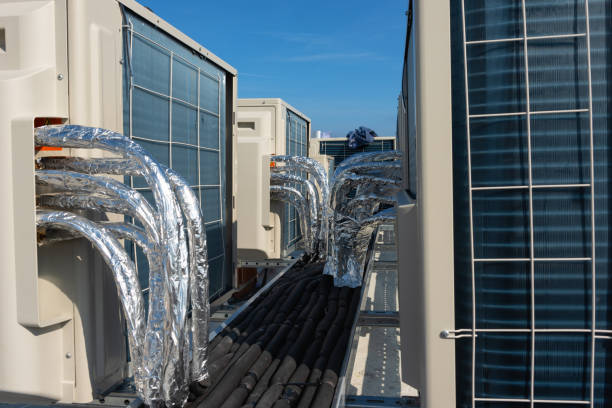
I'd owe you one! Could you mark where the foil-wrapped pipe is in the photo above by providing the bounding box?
[37,222,154,257]
[332,151,402,180]
[37,193,158,236]
[334,161,402,183]
[36,210,146,388]
[38,156,142,175]
[38,156,211,392]
[35,170,160,244]
[344,195,397,223]
[35,173,167,402]
[329,209,396,288]
[270,185,312,254]
[270,156,330,256]
[102,222,155,257]
[163,166,209,385]
[270,172,319,250]
[35,125,189,406]
[270,156,329,204]
[325,173,400,286]
[330,173,401,216]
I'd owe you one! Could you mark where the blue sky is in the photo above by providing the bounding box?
[137,1,408,137]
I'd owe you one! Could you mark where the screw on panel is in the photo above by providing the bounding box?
[57,74,64,81]
[440,330,450,339]
[65,352,72,358]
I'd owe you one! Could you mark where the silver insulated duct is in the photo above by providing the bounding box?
[269,184,313,255]
[36,210,146,390]
[325,152,402,288]
[37,156,211,388]
[34,125,210,407]
[270,155,330,256]
[270,171,320,252]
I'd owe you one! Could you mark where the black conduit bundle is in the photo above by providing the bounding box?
[186,261,361,408]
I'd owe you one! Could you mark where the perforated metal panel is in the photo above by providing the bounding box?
[450,0,612,406]
[122,9,231,300]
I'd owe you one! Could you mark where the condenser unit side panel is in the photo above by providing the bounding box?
[396,0,456,406]
[236,105,276,259]
[227,73,238,288]
[450,0,612,407]
[282,107,309,255]
[308,138,335,180]
[121,8,234,299]
[0,0,73,403]
[413,0,456,405]
[116,0,236,75]
[236,99,311,259]
[66,1,129,400]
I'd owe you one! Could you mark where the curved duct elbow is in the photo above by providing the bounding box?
[330,173,401,216]
[34,125,207,407]
[324,151,402,288]
[36,210,146,390]
[333,150,402,180]
[270,171,320,253]
[270,184,313,255]
[270,155,330,256]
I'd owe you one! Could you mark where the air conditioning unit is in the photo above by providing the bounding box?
[307,138,333,180]
[236,98,310,260]
[397,0,612,407]
[0,0,236,403]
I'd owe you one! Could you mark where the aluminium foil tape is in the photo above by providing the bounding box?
[35,125,190,406]
[270,185,313,254]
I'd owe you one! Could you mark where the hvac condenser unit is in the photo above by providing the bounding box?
[236,98,310,260]
[310,136,396,175]
[0,0,236,403]
[397,0,612,407]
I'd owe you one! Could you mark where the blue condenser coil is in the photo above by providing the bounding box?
[121,9,232,300]
[282,109,309,254]
[451,0,612,406]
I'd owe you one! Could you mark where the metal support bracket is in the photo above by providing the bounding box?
[357,311,400,327]
[440,329,475,340]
